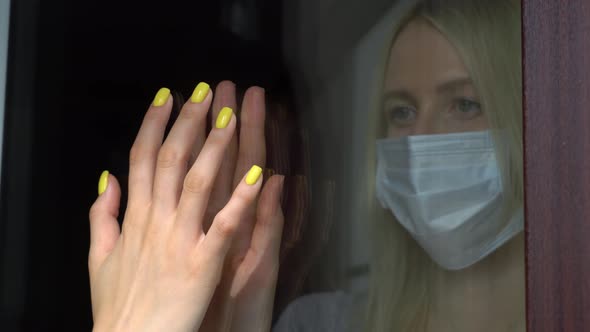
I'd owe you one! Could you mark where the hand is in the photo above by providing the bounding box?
[198,81,285,332]
[88,84,283,332]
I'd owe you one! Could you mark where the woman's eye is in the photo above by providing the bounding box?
[452,99,483,119]
[387,106,417,126]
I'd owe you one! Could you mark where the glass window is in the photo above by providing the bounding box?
[0,0,524,331]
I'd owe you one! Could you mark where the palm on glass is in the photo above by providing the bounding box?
[88,81,284,332]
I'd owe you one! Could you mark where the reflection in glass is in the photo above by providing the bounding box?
[367,1,524,331]
[274,0,523,331]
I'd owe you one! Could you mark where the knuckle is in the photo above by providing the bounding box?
[183,172,212,195]
[203,200,227,225]
[231,187,253,208]
[178,107,200,121]
[129,144,153,167]
[88,203,102,221]
[212,212,237,238]
[157,145,180,168]
[157,145,186,169]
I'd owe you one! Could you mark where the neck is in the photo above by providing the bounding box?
[428,233,526,332]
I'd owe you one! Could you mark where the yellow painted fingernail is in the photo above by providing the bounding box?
[152,87,170,107]
[216,107,233,129]
[190,82,210,103]
[98,170,109,195]
[245,165,263,185]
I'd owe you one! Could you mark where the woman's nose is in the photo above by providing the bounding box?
[409,113,440,136]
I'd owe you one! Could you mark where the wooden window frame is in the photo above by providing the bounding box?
[524,1,590,330]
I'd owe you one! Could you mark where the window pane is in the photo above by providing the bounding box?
[0,0,524,331]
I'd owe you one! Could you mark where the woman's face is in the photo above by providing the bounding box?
[383,18,489,138]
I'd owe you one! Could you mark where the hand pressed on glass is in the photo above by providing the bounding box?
[88,82,284,332]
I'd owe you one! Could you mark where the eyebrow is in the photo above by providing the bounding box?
[435,77,473,94]
[382,90,418,105]
[383,77,474,104]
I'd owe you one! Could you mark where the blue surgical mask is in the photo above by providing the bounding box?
[375,130,523,270]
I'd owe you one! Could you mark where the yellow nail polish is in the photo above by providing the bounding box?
[190,82,210,103]
[216,107,233,129]
[152,87,170,107]
[98,170,109,195]
[245,165,263,185]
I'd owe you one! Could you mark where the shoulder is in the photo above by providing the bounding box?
[272,291,364,332]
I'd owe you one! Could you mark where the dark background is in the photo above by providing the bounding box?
[0,0,303,330]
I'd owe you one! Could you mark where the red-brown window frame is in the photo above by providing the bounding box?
[524,1,590,331]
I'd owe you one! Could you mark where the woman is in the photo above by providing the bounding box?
[274,0,524,331]
[87,0,523,331]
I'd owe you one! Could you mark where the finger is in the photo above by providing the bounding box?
[224,87,266,261]
[226,176,284,332]
[175,108,237,236]
[88,171,122,277]
[151,83,212,213]
[200,165,264,257]
[249,174,285,264]
[128,87,173,206]
[204,81,239,231]
[233,86,266,188]
[189,81,223,167]
[231,175,285,293]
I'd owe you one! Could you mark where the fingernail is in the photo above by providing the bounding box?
[216,107,233,129]
[98,170,109,195]
[152,87,170,107]
[190,82,210,103]
[245,165,263,185]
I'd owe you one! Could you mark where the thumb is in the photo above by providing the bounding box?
[88,170,121,274]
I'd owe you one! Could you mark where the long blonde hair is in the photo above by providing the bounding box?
[362,1,522,331]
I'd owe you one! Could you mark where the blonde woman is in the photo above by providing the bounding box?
[273,0,524,331]
[87,0,524,331]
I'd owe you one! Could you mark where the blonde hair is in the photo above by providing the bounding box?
[361,0,522,331]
